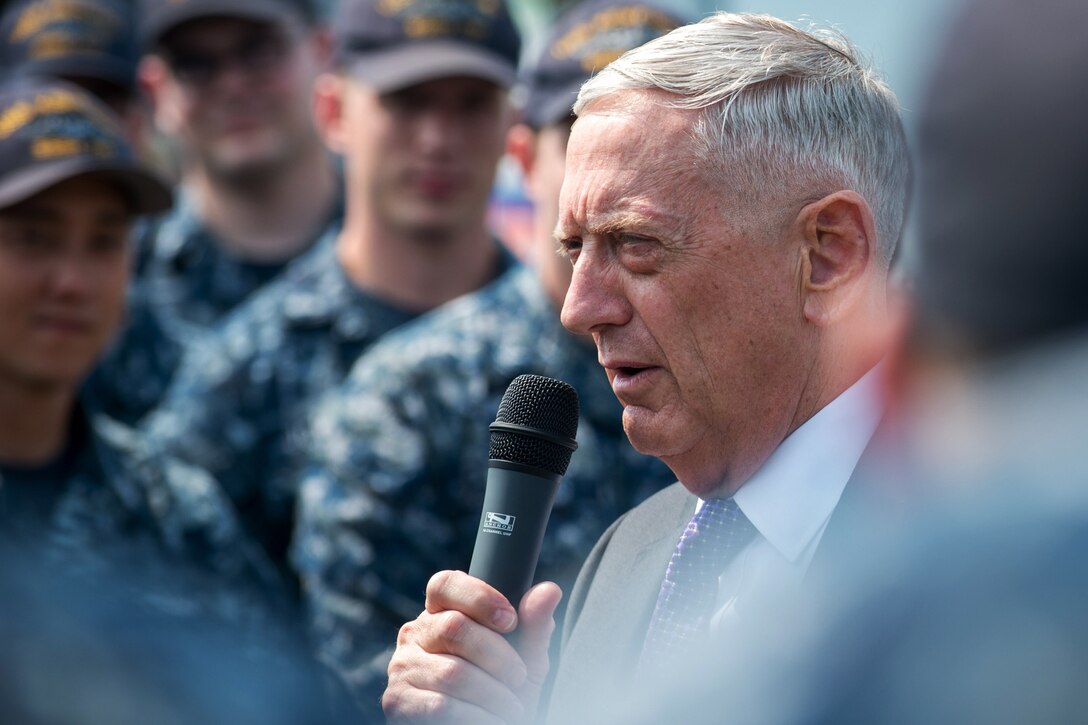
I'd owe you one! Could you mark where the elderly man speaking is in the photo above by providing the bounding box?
[382,12,910,724]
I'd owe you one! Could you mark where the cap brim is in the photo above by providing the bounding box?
[16,57,137,93]
[0,157,173,215]
[524,78,583,129]
[143,0,301,47]
[348,41,516,93]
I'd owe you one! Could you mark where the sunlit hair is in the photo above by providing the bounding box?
[575,12,910,266]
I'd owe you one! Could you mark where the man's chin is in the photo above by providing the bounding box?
[10,359,93,394]
[206,144,292,184]
[621,406,672,457]
[391,214,472,245]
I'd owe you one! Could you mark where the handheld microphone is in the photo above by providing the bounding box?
[468,374,579,607]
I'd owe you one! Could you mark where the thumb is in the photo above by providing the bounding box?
[515,581,563,689]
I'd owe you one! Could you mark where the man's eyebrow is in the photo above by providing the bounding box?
[562,206,681,238]
[589,210,659,235]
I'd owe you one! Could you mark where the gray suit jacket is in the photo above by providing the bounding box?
[544,443,884,724]
[546,482,695,723]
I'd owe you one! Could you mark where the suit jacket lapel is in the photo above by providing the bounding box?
[551,482,695,718]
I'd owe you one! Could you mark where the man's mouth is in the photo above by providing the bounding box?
[603,361,660,394]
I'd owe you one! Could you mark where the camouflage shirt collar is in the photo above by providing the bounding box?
[84,408,157,516]
[147,191,214,270]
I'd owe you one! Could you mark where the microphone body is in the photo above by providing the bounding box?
[468,462,562,606]
[467,375,579,607]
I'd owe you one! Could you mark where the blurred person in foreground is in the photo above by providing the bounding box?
[144,0,522,592]
[291,0,683,714]
[0,541,355,724]
[135,0,339,334]
[382,11,910,724]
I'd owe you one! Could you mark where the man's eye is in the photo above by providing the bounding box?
[5,226,53,252]
[90,232,129,256]
[617,234,662,273]
[383,89,426,113]
[557,239,581,261]
[619,233,655,248]
[168,53,216,82]
[458,90,497,115]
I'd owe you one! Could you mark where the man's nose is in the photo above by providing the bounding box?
[560,249,631,335]
[416,110,459,154]
[48,251,96,299]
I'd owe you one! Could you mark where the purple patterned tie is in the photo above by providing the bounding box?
[639,497,757,673]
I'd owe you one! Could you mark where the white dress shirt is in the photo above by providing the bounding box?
[705,364,885,631]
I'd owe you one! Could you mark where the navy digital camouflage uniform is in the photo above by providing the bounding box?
[82,193,343,424]
[0,405,280,628]
[292,264,675,707]
[82,285,184,425]
[144,227,516,580]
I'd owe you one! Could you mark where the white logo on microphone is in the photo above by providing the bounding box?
[483,512,516,535]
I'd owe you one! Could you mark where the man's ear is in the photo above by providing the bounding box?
[138,55,179,135]
[798,190,878,326]
[312,72,347,154]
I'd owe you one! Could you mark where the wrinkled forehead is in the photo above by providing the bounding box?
[557,95,701,231]
[572,89,693,140]
[567,92,704,184]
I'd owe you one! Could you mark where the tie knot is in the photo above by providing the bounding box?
[673,497,754,568]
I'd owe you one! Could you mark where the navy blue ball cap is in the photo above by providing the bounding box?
[334,0,521,92]
[0,78,172,213]
[0,0,138,93]
[140,0,318,49]
[522,0,684,129]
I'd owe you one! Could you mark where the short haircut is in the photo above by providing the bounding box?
[575,12,910,267]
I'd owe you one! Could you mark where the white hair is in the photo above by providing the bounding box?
[574,12,910,266]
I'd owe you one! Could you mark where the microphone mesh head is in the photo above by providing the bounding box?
[489,374,579,476]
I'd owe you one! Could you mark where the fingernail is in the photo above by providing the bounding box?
[493,608,516,631]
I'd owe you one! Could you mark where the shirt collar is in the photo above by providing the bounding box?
[728,364,886,564]
[150,191,207,266]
